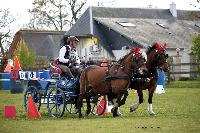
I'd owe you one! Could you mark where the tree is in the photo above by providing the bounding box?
[192,34,200,78]
[190,0,200,9]
[68,0,87,25]
[192,34,200,62]
[0,8,15,71]
[96,0,116,7]
[28,0,87,31]
[13,41,36,70]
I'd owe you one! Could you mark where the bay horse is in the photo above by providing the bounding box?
[78,48,148,118]
[129,43,169,115]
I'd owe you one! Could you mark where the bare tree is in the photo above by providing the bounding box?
[68,0,86,25]
[0,8,15,70]
[96,0,116,7]
[27,0,87,31]
[190,0,200,9]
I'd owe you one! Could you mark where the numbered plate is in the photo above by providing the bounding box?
[19,71,26,80]
[11,71,19,79]
[28,72,37,80]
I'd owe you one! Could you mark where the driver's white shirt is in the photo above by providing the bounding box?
[59,45,80,65]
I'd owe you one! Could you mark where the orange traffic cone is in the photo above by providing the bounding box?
[3,106,16,118]
[27,95,41,119]
[96,96,109,115]
[4,62,12,72]
[13,56,22,71]
[100,57,108,67]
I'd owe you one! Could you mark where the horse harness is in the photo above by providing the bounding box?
[84,63,137,96]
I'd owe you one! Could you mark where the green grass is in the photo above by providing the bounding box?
[0,81,200,133]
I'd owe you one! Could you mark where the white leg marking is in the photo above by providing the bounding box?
[148,103,155,115]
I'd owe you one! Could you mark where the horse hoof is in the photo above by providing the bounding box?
[79,114,83,118]
[130,107,137,112]
[130,107,134,112]
[117,111,122,116]
[111,108,115,113]
[113,113,122,117]
[149,112,156,116]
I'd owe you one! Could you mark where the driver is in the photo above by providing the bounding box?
[58,35,81,78]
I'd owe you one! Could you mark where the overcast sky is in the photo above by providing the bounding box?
[0,0,199,32]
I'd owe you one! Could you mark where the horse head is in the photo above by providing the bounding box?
[118,47,148,76]
[146,42,169,71]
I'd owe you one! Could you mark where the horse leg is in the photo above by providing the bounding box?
[111,98,120,117]
[116,90,129,116]
[148,89,155,116]
[85,95,91,116]
[78,94,83,118]
[120,90,128,105]
[130,89,143,112]
[111,98,123,116]
[111,90,127,117]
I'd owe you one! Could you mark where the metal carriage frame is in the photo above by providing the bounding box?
[24,69,107,118]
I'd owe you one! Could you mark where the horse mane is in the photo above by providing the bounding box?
[118,51,133,64]
[146,43,159,55]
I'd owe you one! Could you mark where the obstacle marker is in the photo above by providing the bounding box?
[96,96,109,115]
[27,95,41,119]
[3,106,16,118]
[155,69,165,94]
[13,56,22,71]
[4,62,12,72]
[155,85,165,94]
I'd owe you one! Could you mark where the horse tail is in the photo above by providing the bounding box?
[80,67,89,96]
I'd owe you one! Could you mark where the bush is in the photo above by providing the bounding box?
[179,77,192,81]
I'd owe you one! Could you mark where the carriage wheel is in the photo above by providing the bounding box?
[65,102,78,114]
[47,88,66,118]
[91,95,107,116]
[65,95,78,114]
[24,85,41,112]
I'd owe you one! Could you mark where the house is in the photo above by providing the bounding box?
[8,30,65,69]
[9,30,65,59]
[66,3,200,78]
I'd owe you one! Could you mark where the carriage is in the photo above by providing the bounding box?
[24,62,107,118]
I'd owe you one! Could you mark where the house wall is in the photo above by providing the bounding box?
[77,37,113,61]
[166,48,194,79]
[113,48,194,79]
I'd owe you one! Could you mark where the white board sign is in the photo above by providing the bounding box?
[19,71,26,80]
[28,72,37,80]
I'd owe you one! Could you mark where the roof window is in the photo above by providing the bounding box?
[117,22,136,27]
[195,24,200,28]
[156,22,169,29]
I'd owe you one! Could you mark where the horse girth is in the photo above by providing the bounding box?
[86,75,131,96]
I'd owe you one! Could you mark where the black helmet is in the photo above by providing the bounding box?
[67,36,79,43]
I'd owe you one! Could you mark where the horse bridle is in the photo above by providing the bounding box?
[130,52,147,76]
[155,50,168,70]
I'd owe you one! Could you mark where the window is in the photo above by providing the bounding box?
[156,22,169,29]
[117,21,136,27]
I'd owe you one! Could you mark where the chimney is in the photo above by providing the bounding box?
[170,2,177,17]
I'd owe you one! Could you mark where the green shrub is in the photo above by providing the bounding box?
[179,77,191,81]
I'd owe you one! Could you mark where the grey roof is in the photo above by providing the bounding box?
[92,7,200,20]
[67,8,91,36]
[12,30,65,59]
[94,17,199,49]
[66,6,200,56]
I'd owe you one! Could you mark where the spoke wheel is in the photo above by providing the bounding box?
[65,93,78,114]
[47,88,66,118]
[24,86,41,112]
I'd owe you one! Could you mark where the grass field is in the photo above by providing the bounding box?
[0,81,200,133]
